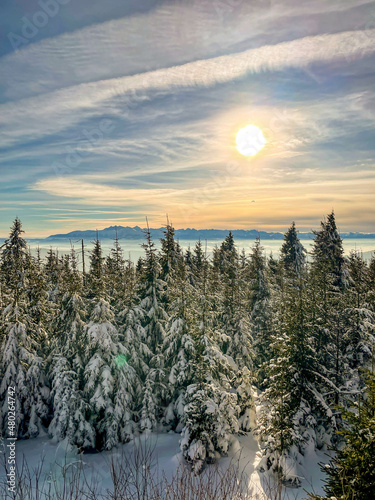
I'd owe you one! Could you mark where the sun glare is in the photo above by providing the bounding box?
[236,125,266,157]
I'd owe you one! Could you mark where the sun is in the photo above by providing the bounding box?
[236,125,266,157]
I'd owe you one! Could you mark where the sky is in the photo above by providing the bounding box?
[1,0,375,237]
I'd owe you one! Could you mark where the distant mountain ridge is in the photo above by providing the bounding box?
[46,225,375,241]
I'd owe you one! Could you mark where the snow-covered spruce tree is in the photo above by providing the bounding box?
[44,248,61,303]
[162,239,209,433]
[280,221,306,277]
[216,233,253,369]
[105,232,137,315]
[267,251,280,282]
[184,245,194,283]
[247,237,274,377]
[159,221,182,285]
[210,245,224,329]
[312,211,348,289]
[86,235,106,300]
[136,226,169,432]
[48,249,95,448]
[84,299,136,449]
[309,369,375,500]
[368,256,375,312]
[180,247,239,473]
[345,251,375,369]
[310,212,351,412]
[0,219,49,438]
[49,356,95,449]
[26,251,51,358]
[0,217,28,304]
[257,225,314,487]
[214,233,254,431]
[185,239,205,290]
[0,305,33,438]
[117,285,147,426]
[367,256,375,358]
[162,248,196,431]
[81,237,136,450]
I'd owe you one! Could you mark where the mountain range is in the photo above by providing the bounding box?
[46,226,375,241]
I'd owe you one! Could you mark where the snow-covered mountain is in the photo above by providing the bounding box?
[46,225,375,241]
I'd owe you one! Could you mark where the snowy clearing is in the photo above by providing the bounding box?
[0,432,329,499]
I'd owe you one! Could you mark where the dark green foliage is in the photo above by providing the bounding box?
[280,221,306,276]
[0,213,374,491]
[87,237,105,299]
[310,370,375,500]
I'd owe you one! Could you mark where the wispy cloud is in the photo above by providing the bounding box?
[2,0,375,235]
[1,29,375,149]
[2,0,370,101]
[31,177,193,205]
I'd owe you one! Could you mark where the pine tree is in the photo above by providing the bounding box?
[0,219,49,438]
[87,235,106,300]
[74,238,137,450]
[280,221,306,277]
[83,298,136,449]
[180,246,239,472]
[312,211,347,288]
[218,234,252,370]
[44,248,60,302]
[105,232,131,313]
[26,253,51,358]
[0,217,28,304]
[257,260,315,487]
[310,369,375,499]
[215,234,254,430]
[163,250,196,430]
[135,226,169,431]
[159,221,180,284]
[311,212,351,410]
[247,238,274,373]
[48,253,92,447]
[345,251,375,368]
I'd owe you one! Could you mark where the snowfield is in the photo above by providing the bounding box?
[0,432,329,499]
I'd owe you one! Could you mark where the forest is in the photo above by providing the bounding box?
[0,212,374,498]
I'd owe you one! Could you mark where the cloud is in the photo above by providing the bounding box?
[1,29,375,149]
[2,1,375,235]
[31,177,195,206]
[1,0,370,101]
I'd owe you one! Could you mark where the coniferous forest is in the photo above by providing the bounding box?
[1,212,375,497]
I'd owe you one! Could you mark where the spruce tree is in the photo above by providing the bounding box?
[44,248,60,302]
[136,226,169,431]
[163,249,196,430]
[257,254,314,487]
[345,251,375,368]
[81,238,136,449]
[247,238,274,373]
[310,369,375,499]
[0,219,49,438]
[311,212,350,411]
[48,251,93,448]
[180,246,239,473]
[83,298,136,449]
[215,233,254,430]
[280,221,306,277]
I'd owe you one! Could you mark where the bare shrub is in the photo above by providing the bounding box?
[1,437,301,500]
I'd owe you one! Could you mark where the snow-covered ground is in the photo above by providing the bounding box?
[0,432,329,499]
